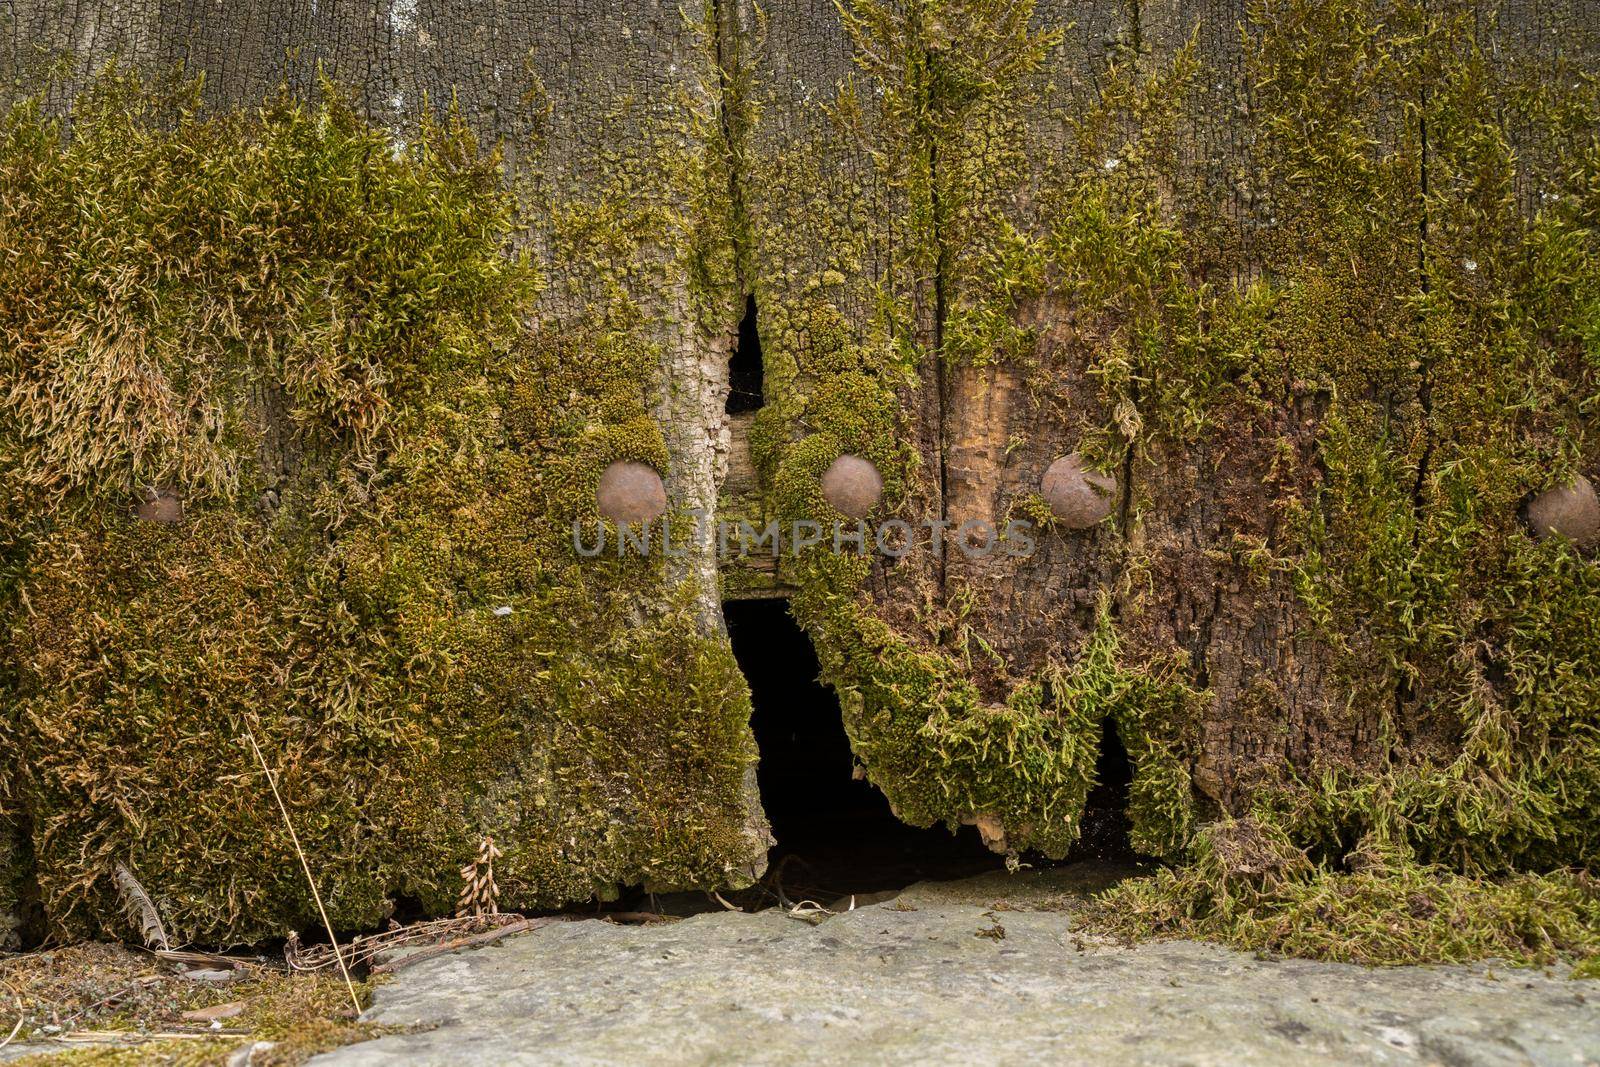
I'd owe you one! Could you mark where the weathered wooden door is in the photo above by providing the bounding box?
[3,0,1597,944]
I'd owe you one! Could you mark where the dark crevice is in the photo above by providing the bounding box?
[1396,9,1434,741]
[1108,0,1145,633]
[726,294,764,414]
[1193,582,1225,695]
[709,0,755,408]
[386,892,430,928]
[930,138,950,592]
[915,0,949,593]
[5,806,45,949]
[726,599,1003,899]
[1115,386,1139,548]
[1070,718,1139,863]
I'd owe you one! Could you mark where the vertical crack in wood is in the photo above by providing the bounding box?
[1396,0,1434,748]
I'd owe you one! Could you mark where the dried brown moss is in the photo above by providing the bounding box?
[0,943,387,1065]
[0,73,762,944]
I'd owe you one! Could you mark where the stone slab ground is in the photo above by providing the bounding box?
[312,869,1599,1066]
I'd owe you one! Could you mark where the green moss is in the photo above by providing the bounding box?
[1080,0,1599,960]
[0,71,761,944]
[526,11,741,336]
[1089,819,1600,968]
[785,482,1200,856]
[733,2,1202,859]
[836,0,1061,369]
[1225,2,1600,880]
[738,3,1085,856]
[741,0,1599,962]
[743,283,1114,852]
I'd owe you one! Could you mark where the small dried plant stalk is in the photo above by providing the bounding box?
[456,836,503,918]
[112,861,172,951]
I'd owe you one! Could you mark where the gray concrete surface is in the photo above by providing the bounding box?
[312,870,1600,1066]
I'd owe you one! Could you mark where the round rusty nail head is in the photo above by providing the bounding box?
[1527,474,1599,546]
[1041,453,1116,529]
[821,454,883,518]
[597,461,668,524]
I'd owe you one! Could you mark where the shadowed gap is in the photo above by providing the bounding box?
[725,294,764,414]
[1070,718,1138,863]
[725,599,1002,900]
[4,808,44,949]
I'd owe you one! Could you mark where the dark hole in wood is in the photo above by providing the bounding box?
[1070,718,1138,863]
[726,598,1003,898]
[725,294,764,415]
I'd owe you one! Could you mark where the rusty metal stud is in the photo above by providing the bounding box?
[1526,475,1600,546]
[1041,453,1116,529]
[821,454,883,518]
[136,489,183,525]
[597,461,667,524]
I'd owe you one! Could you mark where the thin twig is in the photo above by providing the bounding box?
[0,998,23,1051]
[152,949,259,971]
[784,900,835,922]
[370,917,561,975]
[241,719,361,1015]
[287,913,527,973]
[49,1029,218,1044]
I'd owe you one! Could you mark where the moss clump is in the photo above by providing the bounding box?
[1218,1,1600,877]
[740,0,1218,861]
[837,0,1061,370]
[1089,819,1600,968]
[0,72,762,944]
[1084,1,1598,960]
[743,295,1087,854]
[742,4,1138,858]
